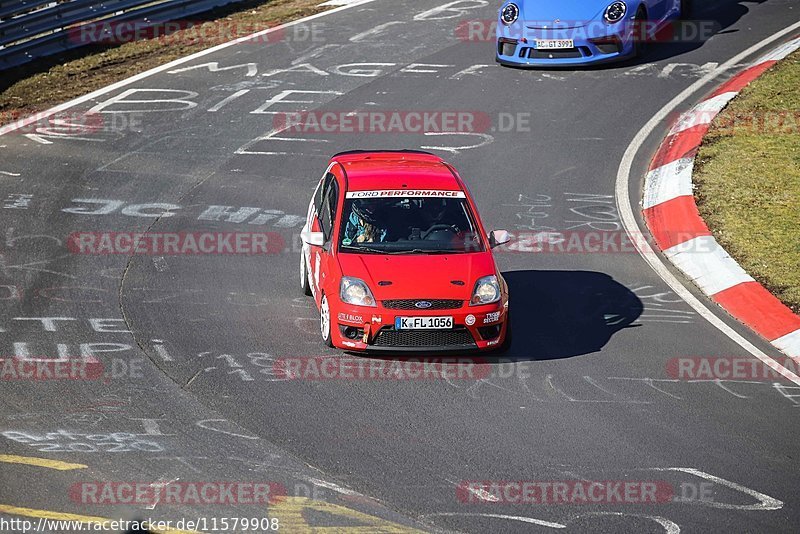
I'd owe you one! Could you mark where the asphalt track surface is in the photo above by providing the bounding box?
[1,0,800,532]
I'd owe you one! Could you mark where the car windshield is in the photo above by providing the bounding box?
[339,196,484,254]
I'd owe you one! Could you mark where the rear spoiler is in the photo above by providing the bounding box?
[331,150,441,162]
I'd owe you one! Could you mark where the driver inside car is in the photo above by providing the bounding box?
[343,199,388,244]
[419,199,444,224]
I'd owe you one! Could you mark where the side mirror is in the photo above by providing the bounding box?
[489,230,510,249]
[301,230,325,247]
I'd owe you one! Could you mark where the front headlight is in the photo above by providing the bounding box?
[500,3,519,25]
[470,275,501,306]
[604,1,627,23]
[340,277,376,307]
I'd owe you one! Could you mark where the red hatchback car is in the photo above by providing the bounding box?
[300,150,511,352]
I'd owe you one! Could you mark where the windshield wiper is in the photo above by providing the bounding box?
[340,245,387,254]
[386,248,456,255]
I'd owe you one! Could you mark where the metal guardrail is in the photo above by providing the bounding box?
[0,1,57,21]
[0,0,250,70]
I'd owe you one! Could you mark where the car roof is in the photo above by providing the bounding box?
[330,151,463,192]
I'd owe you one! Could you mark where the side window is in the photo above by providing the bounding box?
[313,173,330,215]
[318,175,339,242]
[328,178,340,225]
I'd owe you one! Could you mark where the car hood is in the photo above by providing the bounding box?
[519,0,606,27]
[337,252,497,301]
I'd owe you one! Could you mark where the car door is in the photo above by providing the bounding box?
[305,171,331,300]
[313,173,340,303]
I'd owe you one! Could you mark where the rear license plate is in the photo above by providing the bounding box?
[536,39,574,49]
[395,316,453,330]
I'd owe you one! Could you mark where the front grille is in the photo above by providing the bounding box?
[373,327,476,348]
[382,299,463,310]
[528,47,584,59]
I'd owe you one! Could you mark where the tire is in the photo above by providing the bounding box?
[320,294,333,347]
[680,0,692,20]
[300,250,312,296]
[632,6,648,58]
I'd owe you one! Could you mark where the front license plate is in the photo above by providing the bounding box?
[536,39,574,49]
[395,316,454,330]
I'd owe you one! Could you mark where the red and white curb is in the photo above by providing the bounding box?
[643,35,800,358]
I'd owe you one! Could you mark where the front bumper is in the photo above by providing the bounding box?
[495,20,635,66]
[330,300,508,353]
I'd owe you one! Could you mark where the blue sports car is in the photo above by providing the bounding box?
[496,0,691,66]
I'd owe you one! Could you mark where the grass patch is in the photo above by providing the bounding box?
[0,0,327,121]
[694,49,800,313]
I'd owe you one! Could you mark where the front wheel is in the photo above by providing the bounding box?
[320,294,333,347]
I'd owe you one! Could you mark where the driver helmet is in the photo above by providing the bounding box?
[353,199,380,224]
